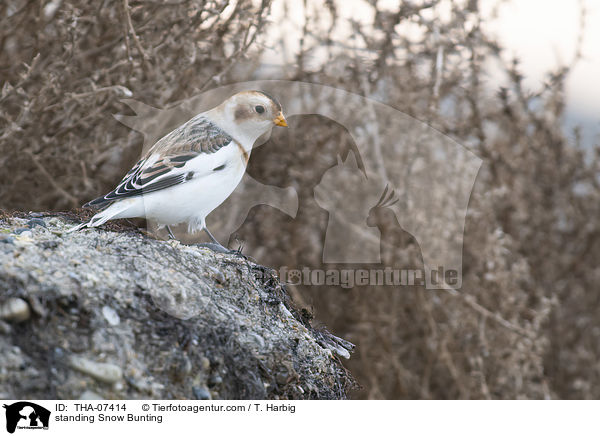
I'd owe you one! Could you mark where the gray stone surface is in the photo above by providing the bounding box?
[0,212,354,399]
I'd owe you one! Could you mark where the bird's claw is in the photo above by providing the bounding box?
[195,242,245,257]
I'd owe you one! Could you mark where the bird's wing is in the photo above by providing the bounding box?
[85,115,233,208]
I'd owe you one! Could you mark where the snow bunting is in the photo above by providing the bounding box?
[72,91,287,248]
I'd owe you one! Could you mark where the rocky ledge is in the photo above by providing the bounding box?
[0,211,354,400]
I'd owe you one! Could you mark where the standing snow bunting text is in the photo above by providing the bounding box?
[71,90,287,251]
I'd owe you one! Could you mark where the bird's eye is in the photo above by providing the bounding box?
[254,105,265,114]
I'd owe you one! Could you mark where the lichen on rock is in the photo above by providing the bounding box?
[0,212,355,399]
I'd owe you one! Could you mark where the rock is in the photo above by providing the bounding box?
[0,321,11,334]
[68,355,123,384]
[101,306,120,326]
[0,213,355,399]
[27,295,47,317]
[0,298,31,322]
[192,386,211,400]
[27,218,47,229]
[38,240,59,250]
[79,390,104,400]
[208,375,223,386]
[200,357,211,371]
[0,236,14,244]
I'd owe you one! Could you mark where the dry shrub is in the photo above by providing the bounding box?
[2,0,599,399]
[0,0,271,210]
[241,0,600,399]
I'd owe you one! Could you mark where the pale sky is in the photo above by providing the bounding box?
[266,0,599,144]
[483,0,600,117]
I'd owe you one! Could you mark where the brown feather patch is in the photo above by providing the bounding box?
[234,106,253,121]
[236,140,249,165]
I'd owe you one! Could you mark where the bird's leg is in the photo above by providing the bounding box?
[192,227,229,253]
[166,225,176,240]
[203,227,221,245]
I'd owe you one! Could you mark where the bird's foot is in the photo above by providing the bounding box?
[194,243,248,260]
[194,242,244,257]
[196,227,247,258]
[195,242,230,253]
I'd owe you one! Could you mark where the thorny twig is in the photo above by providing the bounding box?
[123,0,149,64]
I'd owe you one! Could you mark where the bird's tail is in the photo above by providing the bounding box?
[66,201,130,233]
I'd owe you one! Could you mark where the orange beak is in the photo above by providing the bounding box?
[273,112,288,127]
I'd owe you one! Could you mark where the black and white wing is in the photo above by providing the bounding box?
[84,116,232,208]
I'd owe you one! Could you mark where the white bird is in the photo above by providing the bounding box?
[72,90,287,249]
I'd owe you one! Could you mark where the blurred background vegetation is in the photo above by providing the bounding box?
[1,0,599,399]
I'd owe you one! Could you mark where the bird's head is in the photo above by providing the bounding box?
[213,90,287,143]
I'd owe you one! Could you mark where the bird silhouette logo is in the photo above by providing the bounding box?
[3,402,50,433]
[114,80,481,290]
